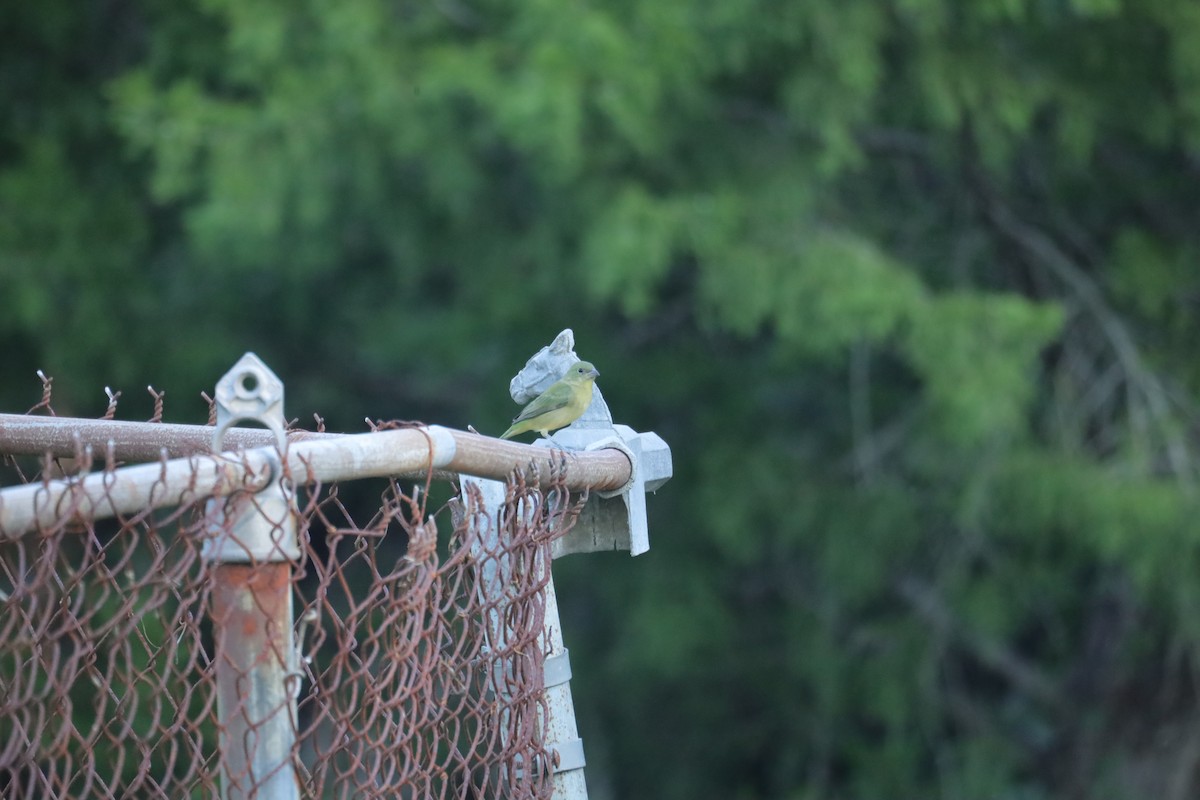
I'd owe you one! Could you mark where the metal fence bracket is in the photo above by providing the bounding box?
[543,424,671,557]
[203,352,299,563]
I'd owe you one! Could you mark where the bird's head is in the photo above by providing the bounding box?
[566,361,600,383]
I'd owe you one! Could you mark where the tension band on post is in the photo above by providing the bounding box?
[545,649,573,688]
[550,737,586,773]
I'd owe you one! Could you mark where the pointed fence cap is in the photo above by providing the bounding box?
[212,352,286,451]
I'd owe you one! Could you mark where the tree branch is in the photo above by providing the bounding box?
[896,576,1067,712]
[982,196,1195,485]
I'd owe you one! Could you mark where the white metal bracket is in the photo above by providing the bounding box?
[540,424,671,557]
[202,353,299,563]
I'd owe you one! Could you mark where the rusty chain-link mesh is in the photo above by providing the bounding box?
[0,432,583,798]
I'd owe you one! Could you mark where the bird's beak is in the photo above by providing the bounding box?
[588,367,600,379]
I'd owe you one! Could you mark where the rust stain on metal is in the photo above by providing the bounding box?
[213,564,292,645]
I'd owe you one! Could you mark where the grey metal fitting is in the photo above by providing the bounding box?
[539,424,673,558]
[203,353,300,563]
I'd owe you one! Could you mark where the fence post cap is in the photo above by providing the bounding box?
[204,353,299,563]
[212,352,286,451]
[536,424,671,557]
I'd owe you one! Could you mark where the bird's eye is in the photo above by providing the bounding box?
[577,367,583,373]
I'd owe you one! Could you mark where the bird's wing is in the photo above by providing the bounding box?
[511,382,573,423]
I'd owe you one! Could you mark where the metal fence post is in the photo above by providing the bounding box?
[470,330,674,798]
[460,474,589,799]
[540,574,588,798]
[204,354,301,800]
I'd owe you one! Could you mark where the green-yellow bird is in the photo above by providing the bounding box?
[500,361,600,440]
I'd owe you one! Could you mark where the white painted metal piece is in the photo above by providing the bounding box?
[203,353,299,563]
[539,425,673,557]
[544,650,573,687]
[540,574,588,796]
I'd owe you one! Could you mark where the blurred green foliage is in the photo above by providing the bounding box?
[3,0,1200,796]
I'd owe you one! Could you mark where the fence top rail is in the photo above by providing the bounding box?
[0,419,632,537]
[0,412,332,461]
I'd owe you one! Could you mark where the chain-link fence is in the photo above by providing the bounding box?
[0,388,589,798]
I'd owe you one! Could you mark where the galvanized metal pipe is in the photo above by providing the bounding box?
[0,426,631,537]
[211,562,299,800]
[0,413,317,460]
